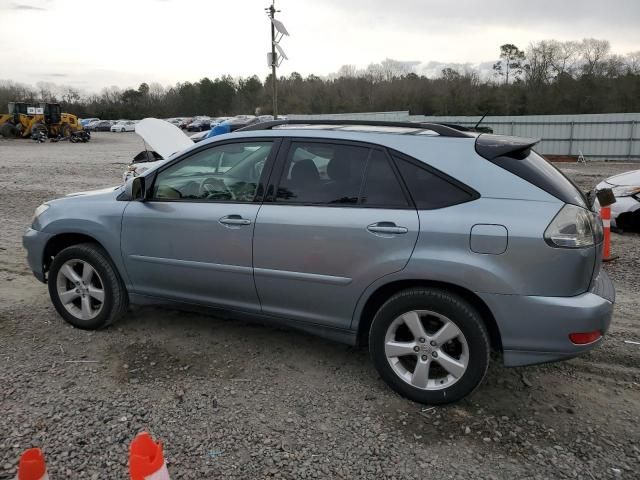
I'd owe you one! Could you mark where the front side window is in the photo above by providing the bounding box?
[152,141,273,202]
[276,142,369,204]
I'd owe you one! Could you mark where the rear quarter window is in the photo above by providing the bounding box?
[393,154,477,209]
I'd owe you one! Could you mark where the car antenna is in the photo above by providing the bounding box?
[473,112,488,130]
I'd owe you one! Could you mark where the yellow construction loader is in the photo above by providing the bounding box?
[0,102,84,139]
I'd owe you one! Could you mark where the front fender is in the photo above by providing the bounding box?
[38,190,131,288]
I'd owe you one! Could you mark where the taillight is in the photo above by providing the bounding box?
[569,330,602,345]
[544,204,601,248]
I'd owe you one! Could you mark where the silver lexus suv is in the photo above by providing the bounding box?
[23,120,615,404]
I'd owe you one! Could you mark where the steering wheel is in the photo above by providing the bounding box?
[200,177,235,200]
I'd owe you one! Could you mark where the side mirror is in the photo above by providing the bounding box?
[125,176,146,201]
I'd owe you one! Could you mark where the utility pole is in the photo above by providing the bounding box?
[269,1,278,119]
[266,0,288,120]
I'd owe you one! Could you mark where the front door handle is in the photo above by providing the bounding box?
[367,222,408,235]
[219,215,252,226]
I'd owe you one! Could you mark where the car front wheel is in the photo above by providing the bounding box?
[369,288,490,405]
[48,243,128,329]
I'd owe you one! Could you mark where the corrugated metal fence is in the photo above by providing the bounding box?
[288,112,640,161]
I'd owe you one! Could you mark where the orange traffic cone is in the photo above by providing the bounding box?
[601,206,618,262]
[16,448,49,480]
[129,432,170,480]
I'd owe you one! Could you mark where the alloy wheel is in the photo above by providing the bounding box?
[55,259,105,321]
[384,310,469,390]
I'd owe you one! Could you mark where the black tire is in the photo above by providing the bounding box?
[48,243,128,329]
[1,123,19,138]
[31,123,48,138]
[369,288,490,405]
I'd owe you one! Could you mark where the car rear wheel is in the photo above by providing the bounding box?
[369,288,490,405]
[48,243,128,329]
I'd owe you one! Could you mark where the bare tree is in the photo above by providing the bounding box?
[525,40,556,84]
[548,40,581,78]
[380,58,417,81]
[364,62,384,83]
[100,86,122,104]
[336,64,357,78]
[148,82,165,101]
[605,54,627,78]
[36,81,56,102]
[579,38,611,76]
[60,86,81,104]
[625,51,640,74]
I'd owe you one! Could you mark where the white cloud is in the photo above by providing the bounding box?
[0,0,638,91]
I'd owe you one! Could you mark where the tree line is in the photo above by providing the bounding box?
[1,38,639,119]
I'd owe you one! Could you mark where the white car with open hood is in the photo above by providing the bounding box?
[123,118,195,182]
[596,169,640,231]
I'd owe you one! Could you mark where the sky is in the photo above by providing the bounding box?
[0,0,639,92]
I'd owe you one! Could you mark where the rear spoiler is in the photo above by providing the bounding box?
[475,134,541,160]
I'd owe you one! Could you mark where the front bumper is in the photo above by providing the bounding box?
[478,270,615,367]
[22,227,53,283]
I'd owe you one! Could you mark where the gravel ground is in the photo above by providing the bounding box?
[1,134,639,479]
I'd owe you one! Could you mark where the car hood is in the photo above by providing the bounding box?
[65,186,121,198]
[135,118,194,159]
[604,169,640,187]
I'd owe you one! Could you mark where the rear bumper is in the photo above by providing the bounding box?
[22,227,53,283]
[478,270,614,367]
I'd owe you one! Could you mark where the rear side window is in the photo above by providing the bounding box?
[276,142,369,204]
[360,150,408,207]
[394,155,475,209]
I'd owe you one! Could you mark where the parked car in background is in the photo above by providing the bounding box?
[186,117,212,132]
[24,119,614,405]
[111,120,136,132]
[596,169,640,231]
[209,116,232,127]
[166,118,184,127]
[178,118,193,129]
[205,115,259,139]
[80,118,100,127]
[84,120,102,131]
[88,120,113,132]
[189,130,209,143]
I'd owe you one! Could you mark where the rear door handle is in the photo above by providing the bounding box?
[367,222,408,235]
[219,215,252,226]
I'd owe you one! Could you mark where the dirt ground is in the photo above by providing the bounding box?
[0,133,638,479]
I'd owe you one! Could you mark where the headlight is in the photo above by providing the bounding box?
[611,185,640,197]
[33,203,49,219]
[32,203,49,227]
[544,204,599,248]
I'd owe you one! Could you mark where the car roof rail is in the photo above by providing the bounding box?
[236,119,476,138]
